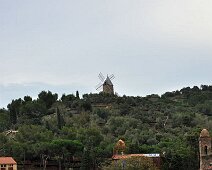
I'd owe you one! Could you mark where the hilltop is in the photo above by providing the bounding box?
[0,85,212,169]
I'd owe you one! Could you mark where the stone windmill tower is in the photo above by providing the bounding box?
[199,129,212,170]
[96,73,115,94]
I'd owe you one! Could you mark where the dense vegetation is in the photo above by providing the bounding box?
[0,85,212,169]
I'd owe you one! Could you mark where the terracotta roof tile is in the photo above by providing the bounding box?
[112,154,160,160]
[0,157,16,164]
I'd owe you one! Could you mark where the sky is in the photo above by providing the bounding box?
[0,0,212,108]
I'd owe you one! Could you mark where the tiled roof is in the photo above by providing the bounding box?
[0,157,16,164]
[112,154,160,160]
[112,154,144,160]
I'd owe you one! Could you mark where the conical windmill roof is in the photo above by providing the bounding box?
[104,76,113,86]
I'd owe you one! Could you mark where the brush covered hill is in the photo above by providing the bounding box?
[0,85,212,170]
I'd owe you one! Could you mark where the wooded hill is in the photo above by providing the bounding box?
[0,85,212,170]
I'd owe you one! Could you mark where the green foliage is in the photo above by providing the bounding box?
[38,91,58,109]
[50,139,83,156]
[56,108,64,130]
[80,148,93,170]
[94,108,109,120]
[76,91,80,99]
[20,100,47,125]
[2,86,212,169]
[0,109,10,132]
[7,98,22,124]
[60,126,77,140]
[16,125,53,144]
[61,93,77,108]
[23,96,32,103]
[77,128,103,147]
[80,100,92,111]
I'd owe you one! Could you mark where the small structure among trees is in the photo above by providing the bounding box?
[0,157,17,170]
[109,139,161,170]
[113,139,126,155]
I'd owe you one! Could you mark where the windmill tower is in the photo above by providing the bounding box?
[96,73,115,94]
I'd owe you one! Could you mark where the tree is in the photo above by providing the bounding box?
[23,96,32,103]
[76,91,80,99]
[38,91,58,109]
[158,138,197,170]
[16,125,53,144]
[77,128,103,147]
[61,94,76,107]
[80,148,92,170]
[80,100,92,112]
[50,139,83,170]
[56,108,64,130]
[50,139,83,156]
[0,110,10,132]
[0,133,8,156]
[201,85,208,91]
[94,108,109,120]
[9,125,54,161]
[20,100,47,117]
[7,98,22,125]
[77,128,104,169]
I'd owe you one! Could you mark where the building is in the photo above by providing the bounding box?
[112,153,161,168]
[0,157,17,170]
[112,139,161,169]
[103,76,114,94]
[199,129,212,170]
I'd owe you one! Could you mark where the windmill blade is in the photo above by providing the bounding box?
[96,84,103,91]
[96,83,103,91]
[98,72,105,82]
[109,74,115,80]
[95,82,102,88]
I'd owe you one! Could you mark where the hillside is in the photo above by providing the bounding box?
[0,85,212,170]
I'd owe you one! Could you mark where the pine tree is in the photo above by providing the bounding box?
[76,91,80,99]
[56,108,62,130]
[80,147,92,170]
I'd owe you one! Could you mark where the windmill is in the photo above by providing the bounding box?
[96,72,115,94]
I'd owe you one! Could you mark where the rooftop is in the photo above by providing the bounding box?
[0,157,16,164]
[104,76,113,86]
[112,154,160,160]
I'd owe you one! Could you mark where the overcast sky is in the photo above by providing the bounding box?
[1,0,212,107]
